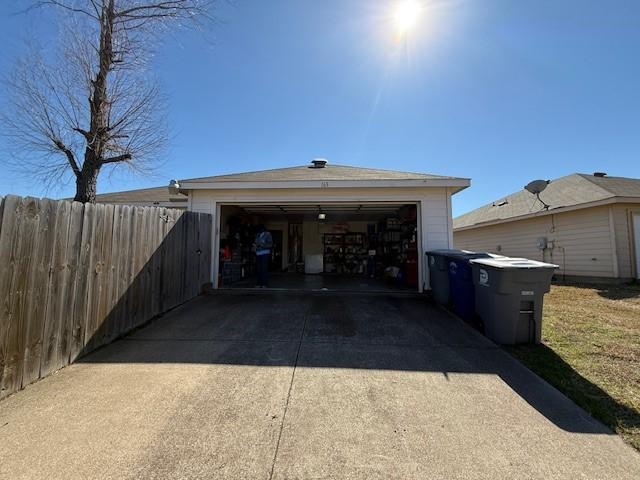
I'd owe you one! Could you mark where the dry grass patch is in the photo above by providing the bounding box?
[508,283,640,450]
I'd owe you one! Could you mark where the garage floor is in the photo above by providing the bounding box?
[1,293,639,479]
[226,272,415,291]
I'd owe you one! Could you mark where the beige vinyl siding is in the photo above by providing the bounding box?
[612,203,640,279]
[454,216,551,262]
[552,207,615,276]
[454,205,618,278]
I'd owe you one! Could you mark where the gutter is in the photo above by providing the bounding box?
[176,178,471,192]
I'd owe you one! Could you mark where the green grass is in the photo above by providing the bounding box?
[507,282,640,450]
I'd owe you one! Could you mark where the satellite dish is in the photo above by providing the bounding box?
[525,179,549,194]
[524,179,551,210]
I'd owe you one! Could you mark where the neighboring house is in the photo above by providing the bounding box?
[170,160,470,292]
[454,173,640,281]
[94,186,188,209]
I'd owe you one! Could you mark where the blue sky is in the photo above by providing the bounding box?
[1,0,639,216]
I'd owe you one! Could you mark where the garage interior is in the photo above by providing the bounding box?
[218,203,419,291]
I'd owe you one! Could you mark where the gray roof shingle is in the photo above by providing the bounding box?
[94,186,187,206]
[180,164,464,183]
[454,173,640,229]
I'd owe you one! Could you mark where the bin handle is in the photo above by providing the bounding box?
[529,317,536,344]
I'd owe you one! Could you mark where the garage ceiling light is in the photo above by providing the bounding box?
[318,212,326,220]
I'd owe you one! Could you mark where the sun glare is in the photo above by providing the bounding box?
[392,0,422,36]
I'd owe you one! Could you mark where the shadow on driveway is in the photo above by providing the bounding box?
[78,292,624,436]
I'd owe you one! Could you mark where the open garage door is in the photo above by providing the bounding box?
[216,203,420,292]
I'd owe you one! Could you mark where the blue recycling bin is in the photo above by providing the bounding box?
[447,251,495,321]
[426,249,464,305]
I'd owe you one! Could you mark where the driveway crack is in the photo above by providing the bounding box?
[268,303,309,480]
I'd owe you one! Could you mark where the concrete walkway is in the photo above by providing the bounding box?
[1,293,638,479]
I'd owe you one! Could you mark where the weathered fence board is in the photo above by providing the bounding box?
[60,201,84,364]
[97,204,115,348]
[0,196,212,399]
[104,204,122,345]
[0,195,17,395]
[40,199,72,379]
[149,208,163,319]
[69,202,95,363]
[85,203,106,353]
[2,197,41,396]
[113,205,130,341]
[23,198,57,385]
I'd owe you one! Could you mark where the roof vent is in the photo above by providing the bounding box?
[593,172,607,177]
[168,179,180,194]
[310,158,328,168]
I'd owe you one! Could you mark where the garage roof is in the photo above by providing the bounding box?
[454,173,640,230]
[181,164,462,183]
[177,163,470,192]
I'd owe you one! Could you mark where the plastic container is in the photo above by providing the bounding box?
[426,249,466,305]
[470,257,558,344]
[447,251,497,321]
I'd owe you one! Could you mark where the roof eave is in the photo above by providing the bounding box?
[177,178,471,190]
[450,183,470,195]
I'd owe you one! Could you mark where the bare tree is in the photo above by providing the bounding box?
[1,1,213,203]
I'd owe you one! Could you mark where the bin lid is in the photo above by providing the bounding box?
[447,251,502,261]
[470,257,559,270]
[426,249,472,256]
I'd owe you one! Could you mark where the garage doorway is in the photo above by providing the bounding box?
[217,203,420,292]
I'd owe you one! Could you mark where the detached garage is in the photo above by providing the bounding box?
[172,160,469,292]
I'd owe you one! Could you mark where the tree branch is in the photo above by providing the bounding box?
[53,138,81,176]
[1,0,214,202]
[101,153,132,164]
[73,127,91,140]
[34,1,100,20]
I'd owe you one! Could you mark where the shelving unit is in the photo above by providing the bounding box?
[323,233,344,274]
[343,233,368,275]
[323,233,368,274]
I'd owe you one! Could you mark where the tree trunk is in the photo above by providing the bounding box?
[73,0,114,204]
[74,165,100,203]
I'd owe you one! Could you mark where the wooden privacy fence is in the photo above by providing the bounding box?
[0,195,212,399]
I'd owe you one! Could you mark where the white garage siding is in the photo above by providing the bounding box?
[421,189,452,249]
[187,187,455,291]
[454,205,620,279]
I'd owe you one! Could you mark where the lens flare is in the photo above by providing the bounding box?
[392,0,422,36]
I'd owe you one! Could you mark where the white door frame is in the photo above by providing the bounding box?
[213,200,424,292]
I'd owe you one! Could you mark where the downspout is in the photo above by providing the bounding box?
[550,213,566,281]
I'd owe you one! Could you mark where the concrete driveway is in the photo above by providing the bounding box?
[1,292,639,479]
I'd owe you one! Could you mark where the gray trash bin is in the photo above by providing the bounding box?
[469,257,558,345]
[426,249,466,305]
